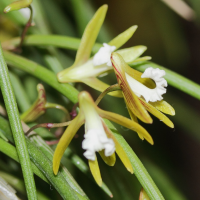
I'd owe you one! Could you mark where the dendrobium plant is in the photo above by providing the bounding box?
[53,91,153,185]
[57,5,150,97]
[110,52,175,139]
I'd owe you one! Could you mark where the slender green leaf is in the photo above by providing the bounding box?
[0,44,37,200]
[2,35,102,54]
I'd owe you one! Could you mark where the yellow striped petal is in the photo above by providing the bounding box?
[102,121,134,173]
[149,100,175,116]
[53,114,84,175]
[108,26,138,50]
[111,52,152,123]
[139,98,174,128]
[98,108,153,145]
[88,157,102,186]
[99,150,116,166]
[126,105,144,140]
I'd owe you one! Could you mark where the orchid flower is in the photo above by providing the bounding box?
[53,91,153,186]
[57,5,150,97]
[110,52,175,139]
[20,84,69,122]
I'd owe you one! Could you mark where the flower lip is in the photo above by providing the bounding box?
[82,129,115,161]
[126,67,167,102]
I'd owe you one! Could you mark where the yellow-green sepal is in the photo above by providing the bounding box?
[98,108,153,145]
[103,121,134,173]
[73,5,108,68]
[108,25,138,50]
[126,104,145,140]
[139,98,174,128]
[88,157,102,186]
[99,150,116,166]
[53,114,84,175]
[149,100,175,116]
[116,46,147,64]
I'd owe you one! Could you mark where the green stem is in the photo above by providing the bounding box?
[95,84,120,105]
[4,51,79,103]
[0,44,37,200]
[2,35,102,53]
[17,5,33,50]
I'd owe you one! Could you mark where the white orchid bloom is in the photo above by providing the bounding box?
[53,91,152,185]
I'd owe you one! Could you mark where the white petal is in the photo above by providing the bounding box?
[82,129,115,160]
[83,150,96,161]
[93,43,116,67]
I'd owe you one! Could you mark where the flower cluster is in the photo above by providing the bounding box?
[51,4,175,186]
